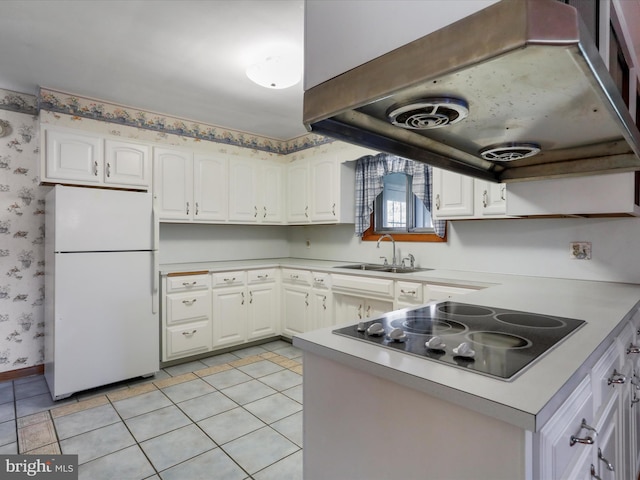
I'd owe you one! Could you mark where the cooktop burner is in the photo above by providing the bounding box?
[332,301,585,381]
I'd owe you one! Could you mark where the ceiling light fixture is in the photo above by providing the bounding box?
[246,49,301,89]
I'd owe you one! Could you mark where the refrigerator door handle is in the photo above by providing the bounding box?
[152,193,160,314]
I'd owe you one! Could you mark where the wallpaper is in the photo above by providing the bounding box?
[0,89,45,372]
[39,88,332,155]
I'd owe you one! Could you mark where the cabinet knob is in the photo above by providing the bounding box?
[569,418,596,446]
[607,369,626,386]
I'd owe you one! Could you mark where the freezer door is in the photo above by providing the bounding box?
[47,251,159,398]
[50,185,153,252]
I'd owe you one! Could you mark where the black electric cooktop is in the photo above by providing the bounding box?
[332,301,586,381]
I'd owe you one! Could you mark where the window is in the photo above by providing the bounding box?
[355,154,446,243]
[374,173,433,233]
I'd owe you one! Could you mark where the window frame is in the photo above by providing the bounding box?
[361,213,447,243]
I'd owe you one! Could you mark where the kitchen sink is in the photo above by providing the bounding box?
[335,264,432,274]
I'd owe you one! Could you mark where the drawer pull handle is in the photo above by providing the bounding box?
[357,304,362,319]
[482,190,488,208]
[223,277,236,282]
[304,206,309,218]
[607,369,626,386]
[627,343,640,354]
[94,160,99,176]
[570,418,596,446]
[195,202,199,215]
[435,194,441,210]
[322,295,327,310]
[106,162,111,177]
[290,274,299,280]
[182,329,197,336]
[632,393,640,406]
[305,293,309,307]
[182,299,197,305]
[254,205,258,218]
[241,291,245,305]
[257,274,269,279]
[182,281,197,287]
[249,291,253,304]
[598,448,614,472]
[401,289,417,295]
[590,464,601,480]
[314,278,324,283]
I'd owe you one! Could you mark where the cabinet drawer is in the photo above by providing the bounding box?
[282,268,312,286]
[166,290,211,325]
[538,375,594,480]
[166,321,211,359]
[247,268,277,284]
[166,273,210,293]
[396,281,424,303]
[212,271,246,287]
[331,274,394,299]
[426,284,477,301]
[311,272,331,290]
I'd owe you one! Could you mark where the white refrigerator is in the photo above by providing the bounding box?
[44,185,159,400]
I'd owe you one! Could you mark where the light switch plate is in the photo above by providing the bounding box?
[570,242,591,260]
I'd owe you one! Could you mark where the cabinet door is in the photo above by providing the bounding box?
[212,286,247,348]
[104,140,150,188]
[365,298,394,319]
[476,180,507,216]
[44,129,103,183]
[247,284,278,339]
[282,285,310,337]
[334,294,365,324]
[154,148,192,221]
[194,154,228,221]
[286,160,309,223]
[229,158,259,222]
[309,157,338,222]
[261,162,285,223]
[432,168,474,218]
[311,290,333,330]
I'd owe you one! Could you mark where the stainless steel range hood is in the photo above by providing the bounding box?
[303,0,640,183]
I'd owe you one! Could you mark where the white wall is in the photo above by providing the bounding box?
[288,216,640,284]
[159,223,290,264]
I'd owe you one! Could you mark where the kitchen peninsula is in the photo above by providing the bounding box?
[292,268,640,480]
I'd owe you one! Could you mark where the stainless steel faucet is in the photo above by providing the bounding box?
[402,253,415,269]
[377,234,396,266]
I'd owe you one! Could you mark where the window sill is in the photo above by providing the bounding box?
[361,221,447,243]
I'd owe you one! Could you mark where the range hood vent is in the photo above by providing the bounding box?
[303,0,640,183]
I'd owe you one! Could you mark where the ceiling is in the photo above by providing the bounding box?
[2,1,640,144]
[0,0,306,141]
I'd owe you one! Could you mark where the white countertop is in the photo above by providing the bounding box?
[160,257,640,431]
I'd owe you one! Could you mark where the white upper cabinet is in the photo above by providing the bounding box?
[431,168,474,219]
[228,157,259,223]
[104,140,150,188]
[228,158,285,224]
[286,153,355,224]
[432,168,510,220]
[153,147,193,221]
[41,126,150,190]
[193,153,228,222]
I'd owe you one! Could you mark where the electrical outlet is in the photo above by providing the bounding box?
[570,242,591,260]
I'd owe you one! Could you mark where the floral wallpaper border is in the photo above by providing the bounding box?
[0,89,38,116]
[39,88,332,155]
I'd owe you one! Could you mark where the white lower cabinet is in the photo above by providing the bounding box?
[247,269,279,340]
[331,273,395,324]
[311,273,333,330]
[281,269,313,338]
[162,273,212,362]
[426,284,479,302]
[212,283,247,348]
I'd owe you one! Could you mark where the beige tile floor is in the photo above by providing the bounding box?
[0,341,304,480]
